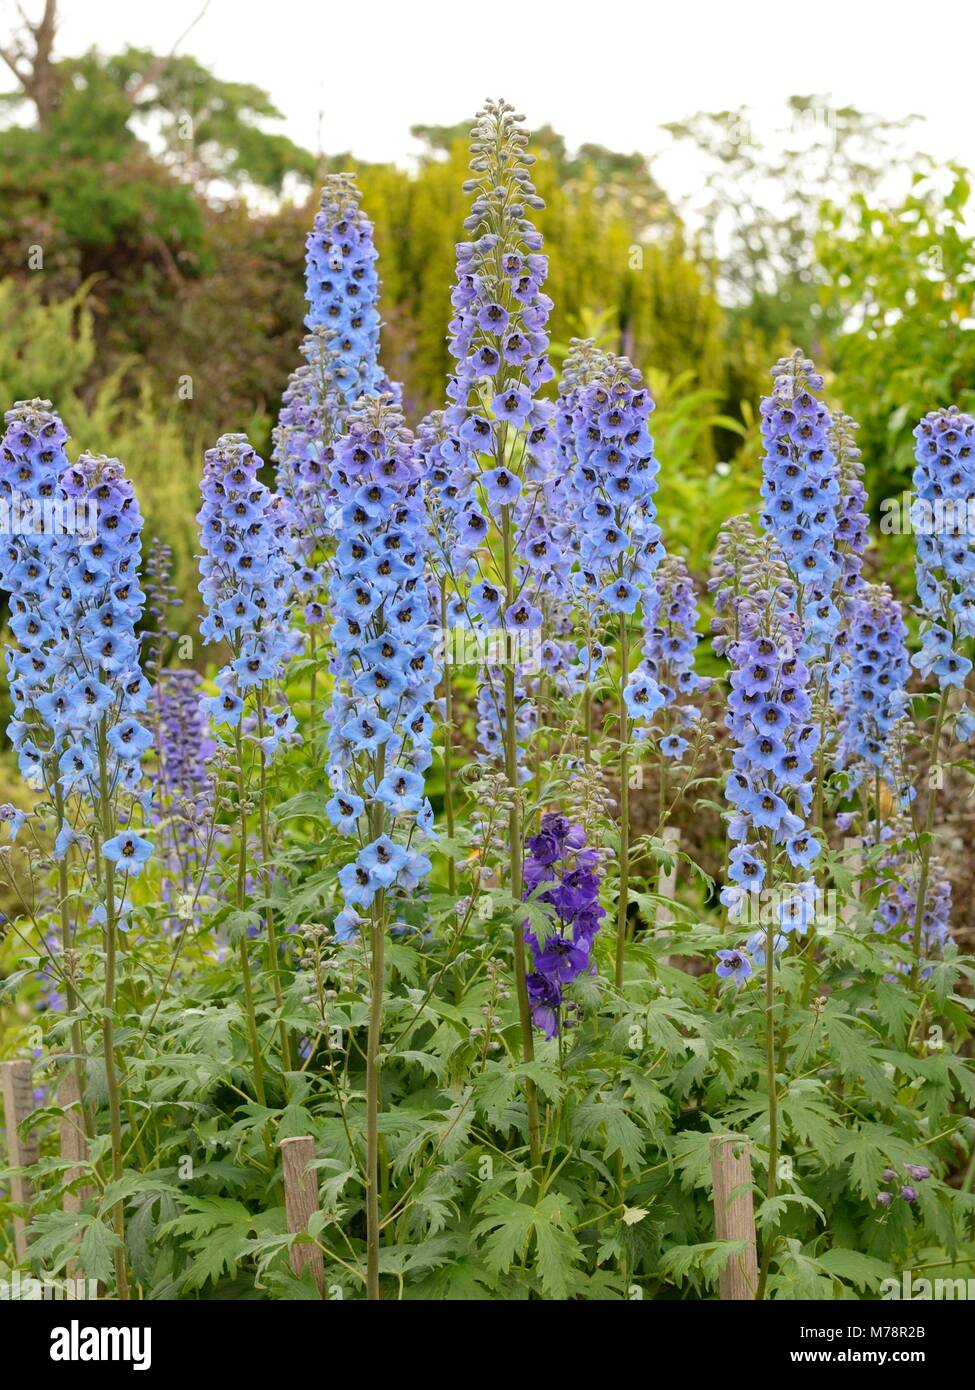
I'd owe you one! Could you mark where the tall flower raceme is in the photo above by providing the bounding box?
[54,452,152,858]
[553,338,666,987]
[836,584,912,798]
[522,814,604,1040]
[907,404,975,982]
[759,351,842,666]
[440,100,557,1162]
[712,523,821,932]
[153,668,218,912]
[711,521,821,1298]
[323,394,439,931]
[0,400,74,799]
[304,174,384,405]
[911,406,975,695]
[635,555,710,765]
[55,449,152,1303]
[321,393,438,1301]
[198,433,301,1089]
[198,433,302,756]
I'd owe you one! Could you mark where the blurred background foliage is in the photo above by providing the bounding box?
[0,2,973,625]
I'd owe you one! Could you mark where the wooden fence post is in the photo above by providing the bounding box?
[709,1134,759,1300]
[1,1059,40,1263]
[280,1135,325,1294]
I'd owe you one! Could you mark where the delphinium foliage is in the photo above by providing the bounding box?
[3,100,975,1310]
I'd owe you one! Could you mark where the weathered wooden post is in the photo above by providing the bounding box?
[1,1059,39,1262]
[656,826,682,927]
[709,1134,759,1300]
[280,1135,325,1294]
[58,1067,90,1213]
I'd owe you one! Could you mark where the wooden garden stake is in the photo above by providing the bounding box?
[280,1135,325,1294]
[1,1059,40,1262]
[709,1134,759,1300]
[59,1067,91,1214]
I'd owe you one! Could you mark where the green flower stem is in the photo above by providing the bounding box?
[615,615,630,991]
[96,721,129,1300]
[500,502,541,1172]
[756,832,779,1302]
[366,752,387,1300]
[439,588,457,900]
[911,687,950,987]
[54,781,91,1138]
[233,728,266,1108]
[255,694,293,1074]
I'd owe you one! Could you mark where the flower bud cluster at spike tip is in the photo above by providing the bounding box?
[522,814,604,1039]
[446,99,554,437]
[837,584,911,789]
[304,174,384,406]
[830,412,870,613]
[635,556,711,760]
[0,400,72,791]
[759,351,842,660]
[197,433,302,757]
[716,527,822,920]
[708,514,776,657]
[323,395,439,940]
[911,405,975,693]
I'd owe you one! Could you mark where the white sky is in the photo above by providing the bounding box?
[10,0,975,202]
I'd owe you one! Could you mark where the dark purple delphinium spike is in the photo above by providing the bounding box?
[522,813,604,1038]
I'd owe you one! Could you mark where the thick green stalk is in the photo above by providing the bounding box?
[365,756,387,1300]
[756,834,778,1301]
[54,782,90,1137]
[440,589,457,899]
[96,722,129,1300]
[255,696,293,1073]
[233,730,266,1106]
[365,888,386,1300]
[614,616,630,991]
[910,687,950,986]
[500,504,541,1170]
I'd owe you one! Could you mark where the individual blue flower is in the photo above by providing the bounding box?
[326,791,365,834]
[716,949,753,984]
[102,831,154,876]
